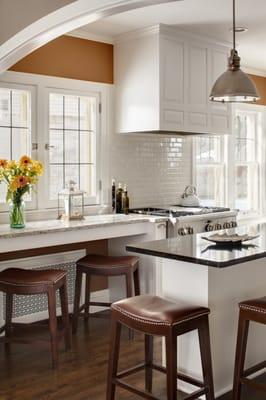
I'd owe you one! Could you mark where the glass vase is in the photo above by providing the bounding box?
[9,199,26,229]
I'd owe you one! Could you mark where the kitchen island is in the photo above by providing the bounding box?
[126,223,266,397]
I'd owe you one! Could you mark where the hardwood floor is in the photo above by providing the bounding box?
[0,312,264,399]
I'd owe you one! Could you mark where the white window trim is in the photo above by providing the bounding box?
[0,71,112,222]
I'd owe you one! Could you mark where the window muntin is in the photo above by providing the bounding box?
[0,88,31,203]
[48,93,97,201]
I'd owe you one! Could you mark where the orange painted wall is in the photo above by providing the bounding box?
[249,74,266,106]
[9,35,113,84]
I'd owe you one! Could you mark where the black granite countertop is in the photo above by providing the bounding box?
[126,223,266,268]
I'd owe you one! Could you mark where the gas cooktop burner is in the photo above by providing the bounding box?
[129,206,231,218]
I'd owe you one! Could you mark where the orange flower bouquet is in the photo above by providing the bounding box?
[0,156,43,228]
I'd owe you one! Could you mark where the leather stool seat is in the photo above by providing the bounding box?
[77,254,139,272]
[112,295,209,327]
[233,296,266,399]
[107,294,214,400]
[0,268,66,287]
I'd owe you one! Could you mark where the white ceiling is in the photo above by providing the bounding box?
[72,0,266,74]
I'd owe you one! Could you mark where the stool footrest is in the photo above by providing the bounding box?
[117,363,146,379]
[115,378,160,400]
[182,387,208,400]
[152,363,205,388]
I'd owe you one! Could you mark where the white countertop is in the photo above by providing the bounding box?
[0,214,167,239]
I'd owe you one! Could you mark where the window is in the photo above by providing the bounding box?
[0,72,106,216]
[194,105,264,216]
[0,87,33,205]
[229,108,262,212]
[194,136,226,207]
[48,92,99,203]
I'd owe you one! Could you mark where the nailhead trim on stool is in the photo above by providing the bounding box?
[107,295,215,400]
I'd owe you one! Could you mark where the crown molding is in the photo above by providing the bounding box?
[243,66,266,78]
[67,28,115,44]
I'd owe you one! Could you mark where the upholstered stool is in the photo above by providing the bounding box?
[0,268,71,368]
[233,297,266,399]
[106,295,215,400]
[72,254,140,333]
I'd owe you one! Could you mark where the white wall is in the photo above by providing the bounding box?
[110,133,193,207]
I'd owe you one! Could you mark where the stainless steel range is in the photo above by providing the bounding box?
[129,206,238,237]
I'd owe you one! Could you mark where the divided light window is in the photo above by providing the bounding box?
[0,88,31,203]
[195,136,226,207]
[48,92,98,203]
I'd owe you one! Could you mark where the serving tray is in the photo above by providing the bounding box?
[202,233,260,246]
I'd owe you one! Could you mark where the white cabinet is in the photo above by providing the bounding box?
[115,24,232,135]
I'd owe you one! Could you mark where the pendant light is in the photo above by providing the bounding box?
[210,0,259,103]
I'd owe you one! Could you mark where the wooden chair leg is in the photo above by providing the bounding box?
[72,269,83,334]
[84,274,91,322]
[47,288,59,369]
[59,279,71,350]
[145,334,153,393]
[106,318,122,400]
[133,267,140,296]
[165,329,177,400]
[232,312,250,400]
[198,315,215,400]
[125,271,134,339]
[5,293,13,351]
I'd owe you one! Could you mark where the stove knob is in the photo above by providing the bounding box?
[214,223,222,230]
[224,222,231,229]
[230,221,237,228]
[187,227,194,235]
[178,228,186,236]
[205,224,213,232]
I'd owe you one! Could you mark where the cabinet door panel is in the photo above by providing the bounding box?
[188,44,208,106]
[161,37,184,105]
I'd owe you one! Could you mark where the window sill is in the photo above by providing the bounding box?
[0,204,110,224]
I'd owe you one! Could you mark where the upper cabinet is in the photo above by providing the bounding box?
[115,25,232,135]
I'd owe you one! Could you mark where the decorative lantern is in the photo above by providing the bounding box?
[58,181,85,221]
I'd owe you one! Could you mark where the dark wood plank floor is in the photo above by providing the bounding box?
[0,312,264,399]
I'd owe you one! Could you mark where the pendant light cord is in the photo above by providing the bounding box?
[233,0,236,52]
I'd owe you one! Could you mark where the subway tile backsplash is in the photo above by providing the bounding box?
[111,134,192,207]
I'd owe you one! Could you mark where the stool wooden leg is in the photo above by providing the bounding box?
[145,334,153,393]
[198,315,215,400]
[125,271,134,339]
[232,312,250,400]
[106,318,122,400]
[84,274,91,322]
[166,330,177,400]
[59,279,71,350]
[5,293,13,351]
[47,288,59,368]
[133,267,140,296]
[72,269,83,334]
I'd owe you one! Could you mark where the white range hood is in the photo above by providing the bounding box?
[115,24,232,135]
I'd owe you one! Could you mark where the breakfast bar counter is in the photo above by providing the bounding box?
[126,223,266,397]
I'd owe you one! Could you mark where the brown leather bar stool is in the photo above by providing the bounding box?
[72,254,140,333]
[0,268,71,368]
[232,296,266,399]
[106,295,215,400]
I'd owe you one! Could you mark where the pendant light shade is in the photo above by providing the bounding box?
[209,0,259,103]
